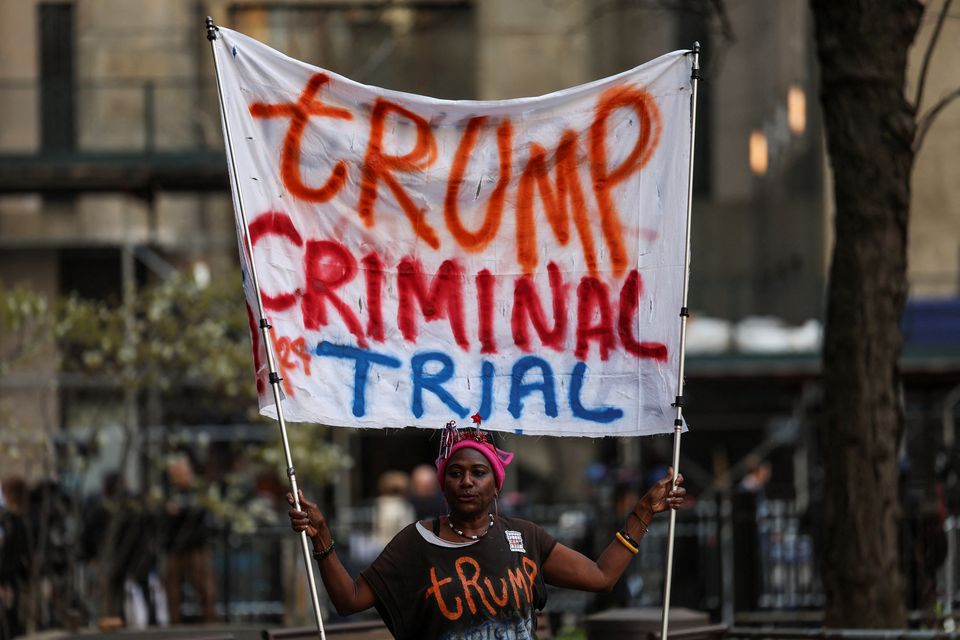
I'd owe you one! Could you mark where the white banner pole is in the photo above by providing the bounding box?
[206,17,328,640]
[660,41,701,640]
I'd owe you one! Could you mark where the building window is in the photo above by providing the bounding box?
[39,2,76,152]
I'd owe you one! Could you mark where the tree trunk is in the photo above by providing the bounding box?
[810,0,924,627]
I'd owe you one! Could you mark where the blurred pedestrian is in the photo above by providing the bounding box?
[408,464,444,520]
[162,455,216,623]
[0,477,29,640]
[734,458,772,611]
[373,471,415,548]
[81,473,158,628]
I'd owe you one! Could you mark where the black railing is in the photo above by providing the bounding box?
[0,78,223,154]
[323,498,822,622]
[0,78,227,193]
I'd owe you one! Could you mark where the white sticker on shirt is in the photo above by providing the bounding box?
[505,529,526,553]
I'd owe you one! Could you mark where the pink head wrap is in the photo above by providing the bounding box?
[435,418,514,491]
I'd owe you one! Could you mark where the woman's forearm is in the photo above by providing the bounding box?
[288,490,376,615]
[315,553,366,615]
[543,503,656,592]
[309,530,373,615]
[592,504,654,589]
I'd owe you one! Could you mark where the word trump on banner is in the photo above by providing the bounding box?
[215,28,693,437]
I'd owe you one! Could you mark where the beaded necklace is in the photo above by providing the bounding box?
[447,514,495,540]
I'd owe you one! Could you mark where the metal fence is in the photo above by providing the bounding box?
[196,497,824,625]
[209,525,289,622]
[0,79,222,154]
[942,516,960,629]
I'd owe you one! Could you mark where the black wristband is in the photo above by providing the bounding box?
[618,529,641,550]
[312,540,336,561]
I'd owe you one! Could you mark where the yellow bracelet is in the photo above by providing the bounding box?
[619,529,642,549]
[615,531,639,555]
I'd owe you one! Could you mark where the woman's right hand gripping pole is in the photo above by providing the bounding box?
[286,490,376,616]
[288,489,329,542]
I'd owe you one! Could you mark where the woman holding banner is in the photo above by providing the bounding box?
[287,419,685,639]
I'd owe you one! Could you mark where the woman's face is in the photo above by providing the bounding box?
[443,447,497,519]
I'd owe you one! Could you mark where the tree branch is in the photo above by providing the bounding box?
[913,0,953,111]
[914,85,960,152]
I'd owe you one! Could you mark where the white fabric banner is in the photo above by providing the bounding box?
[213,27,693,437]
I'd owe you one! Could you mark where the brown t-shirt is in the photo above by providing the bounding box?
[360,515,557,640]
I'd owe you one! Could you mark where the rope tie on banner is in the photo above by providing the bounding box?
[686,43,703,81]
[205,17,218,42]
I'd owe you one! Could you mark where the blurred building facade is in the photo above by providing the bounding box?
[0,2,958,604]
[0,0,821,487]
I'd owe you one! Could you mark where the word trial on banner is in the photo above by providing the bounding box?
[215,28,694,437]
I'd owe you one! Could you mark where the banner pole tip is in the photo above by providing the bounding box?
[206,16,218,41]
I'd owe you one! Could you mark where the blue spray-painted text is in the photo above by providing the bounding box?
[314,341,623,424]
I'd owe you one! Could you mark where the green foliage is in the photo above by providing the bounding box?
[2,276,255,393]
[50,274,256,396]
[248,422,353,489]
[1,277,351,486]
[0,284,60,466]
[0,284,55,374]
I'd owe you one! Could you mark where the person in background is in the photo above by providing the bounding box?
[81,473,160,628]
[408,463,444,520]
[162,456,216,624]
[733,458,772,611]
[81,473,126,622]
[0,477,29,640]
[373,471,416,548]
